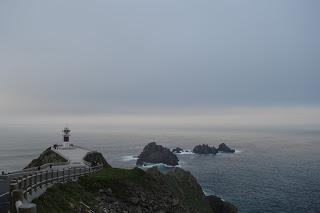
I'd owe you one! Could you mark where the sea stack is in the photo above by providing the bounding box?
[136,142,179,166]
[217,143,235,153]
[172,147,183,153]
[193,144,218,154]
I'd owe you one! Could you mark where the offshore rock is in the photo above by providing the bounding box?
[172,147,184,153]
[217,143,235,153]
[136,142,179,166]
[193,144,218,154]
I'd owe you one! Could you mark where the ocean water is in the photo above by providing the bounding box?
[0,125,320,213]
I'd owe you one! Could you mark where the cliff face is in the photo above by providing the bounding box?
[147,167,214,213]
[206,195,237,213]
[24,147,67,169]
[33,167,237,213]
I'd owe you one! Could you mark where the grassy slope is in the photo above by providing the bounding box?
[25,147,67,169]
[34,168,149,213]
[83,152,111,168]
[34,167,214,213]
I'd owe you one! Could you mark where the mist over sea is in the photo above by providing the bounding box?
[0,125,319,212]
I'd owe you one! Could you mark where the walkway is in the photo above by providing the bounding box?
[53,146,90,167]
[0,145,93,212]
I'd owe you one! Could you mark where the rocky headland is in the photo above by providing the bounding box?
[24,147,68,169]
[33,166,237,213]
[136,142,179,166]
[25,145,237,213]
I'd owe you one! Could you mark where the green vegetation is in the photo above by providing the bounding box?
[79,167,147,199]
[149,168,213,213]
[34,181,97,213]
[83,151,111,168]
[33,167,147,213]
[34,167,233,213]
[82,167,144,182]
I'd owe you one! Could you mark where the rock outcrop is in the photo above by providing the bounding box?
[136,142,179,166]
[172,147,184,153]
[217,143,235,153]
[33,167,237,213]
[24,147,68,169]
[193,144,218,154]
[84,151,111,168]
[206,195,238,213]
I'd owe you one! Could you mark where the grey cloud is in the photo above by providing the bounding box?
[0,0,319,116]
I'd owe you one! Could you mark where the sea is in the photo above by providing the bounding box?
[0,125,319,213]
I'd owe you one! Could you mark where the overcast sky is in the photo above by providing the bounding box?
[0,0,319,126]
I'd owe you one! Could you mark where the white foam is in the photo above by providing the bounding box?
[216,149,242,155]
[175,150,195,155]
[139,163,180,168]
[234,149,242,154]
[121,155,138,162]
[202,188,214,196]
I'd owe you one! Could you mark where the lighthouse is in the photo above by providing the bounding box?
[62,127,71,148]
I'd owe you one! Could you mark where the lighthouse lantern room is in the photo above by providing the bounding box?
[62,127,71,148]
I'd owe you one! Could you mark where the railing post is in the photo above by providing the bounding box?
[62,169,64,183]
[11,189,24,213]
[18,202,37,213]
[39,172,42,189]
[33,174,37,193]
[23,175,27,190]
[23,175,27,199]
[74,167,76,179]
[68,168,71,181]
[9,179,18,213]
[45,171,48,186]
[18,177,22,189]
[28,174,32,196]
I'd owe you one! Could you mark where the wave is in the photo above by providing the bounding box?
[234,149,242,154]
[202,187,215,196]
[174,149,241,155]
[216,149,242,155]
[121,155,138,162]
[174,150,195,155]
[139,163,181,169]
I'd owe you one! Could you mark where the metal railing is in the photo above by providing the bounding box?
[0,192,9,198]
[23,160,70,172]
[0,192,9,210]
[9,165,103,213]
[1,147,70,179]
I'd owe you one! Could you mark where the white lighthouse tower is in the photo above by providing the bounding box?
[62,127,71,148]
